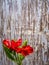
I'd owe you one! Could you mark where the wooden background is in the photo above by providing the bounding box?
[0,0,49,65]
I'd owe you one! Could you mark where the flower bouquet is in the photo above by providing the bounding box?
[2,39,34,65]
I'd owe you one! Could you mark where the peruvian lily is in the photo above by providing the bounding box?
[15,45,34,57]
[20,45,34,56]
[3,39,22,50]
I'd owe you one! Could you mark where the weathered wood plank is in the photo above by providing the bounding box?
[0,0,49,65]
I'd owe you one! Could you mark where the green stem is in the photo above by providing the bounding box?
[16,62,22,65]
[15,59,22,65]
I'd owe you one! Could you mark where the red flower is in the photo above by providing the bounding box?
[3,39,22,50]
[20,45,34,56]
[11,39,22,50]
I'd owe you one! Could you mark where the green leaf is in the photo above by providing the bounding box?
[3,45,15,61]
[22,40,28,47]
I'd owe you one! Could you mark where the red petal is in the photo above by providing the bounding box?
[24,45,33,53]
[21,51,28,56]
[16,39,22,46]
[3,39,11,48]
[11,40,17,50]
[15,47,22,53]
